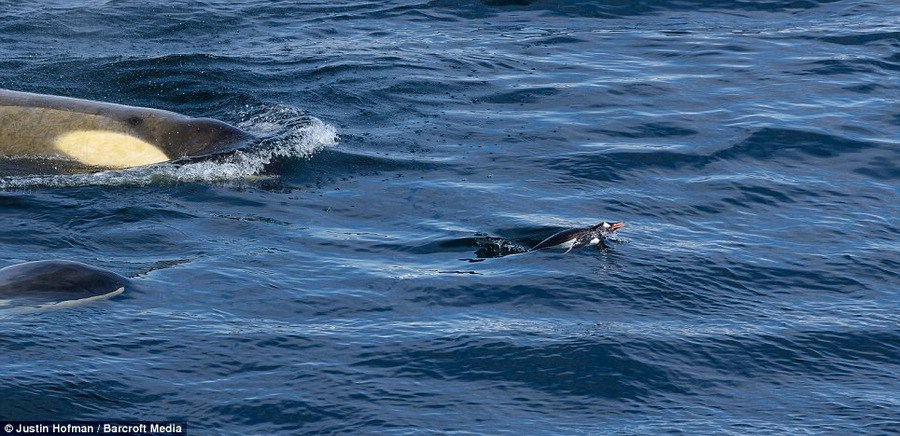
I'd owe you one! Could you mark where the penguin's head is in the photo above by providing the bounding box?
[593,221,625,236]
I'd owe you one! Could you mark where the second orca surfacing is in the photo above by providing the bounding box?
[0,260,128,311]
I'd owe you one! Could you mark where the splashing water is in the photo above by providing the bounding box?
[472,234,530,259]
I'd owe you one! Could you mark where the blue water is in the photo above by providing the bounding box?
[1,0,898,433]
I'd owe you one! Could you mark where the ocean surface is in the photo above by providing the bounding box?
[1,0,898,433]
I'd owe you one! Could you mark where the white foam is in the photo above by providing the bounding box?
[0,105,338,188]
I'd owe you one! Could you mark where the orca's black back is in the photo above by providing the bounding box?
[0,260,127,298]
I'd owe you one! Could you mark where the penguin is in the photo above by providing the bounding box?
[531,221,625,253]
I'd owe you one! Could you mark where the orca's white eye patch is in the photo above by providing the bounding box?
[54,130,169,168]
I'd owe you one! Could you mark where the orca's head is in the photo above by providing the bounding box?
[135,114,253,160]
[169,118,253,158]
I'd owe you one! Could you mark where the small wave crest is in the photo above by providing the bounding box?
[0,105,338,189]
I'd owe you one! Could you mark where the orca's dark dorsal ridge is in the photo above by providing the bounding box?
[0,260,128,310]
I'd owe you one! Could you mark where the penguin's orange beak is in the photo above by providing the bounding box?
[610,222,625,231]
